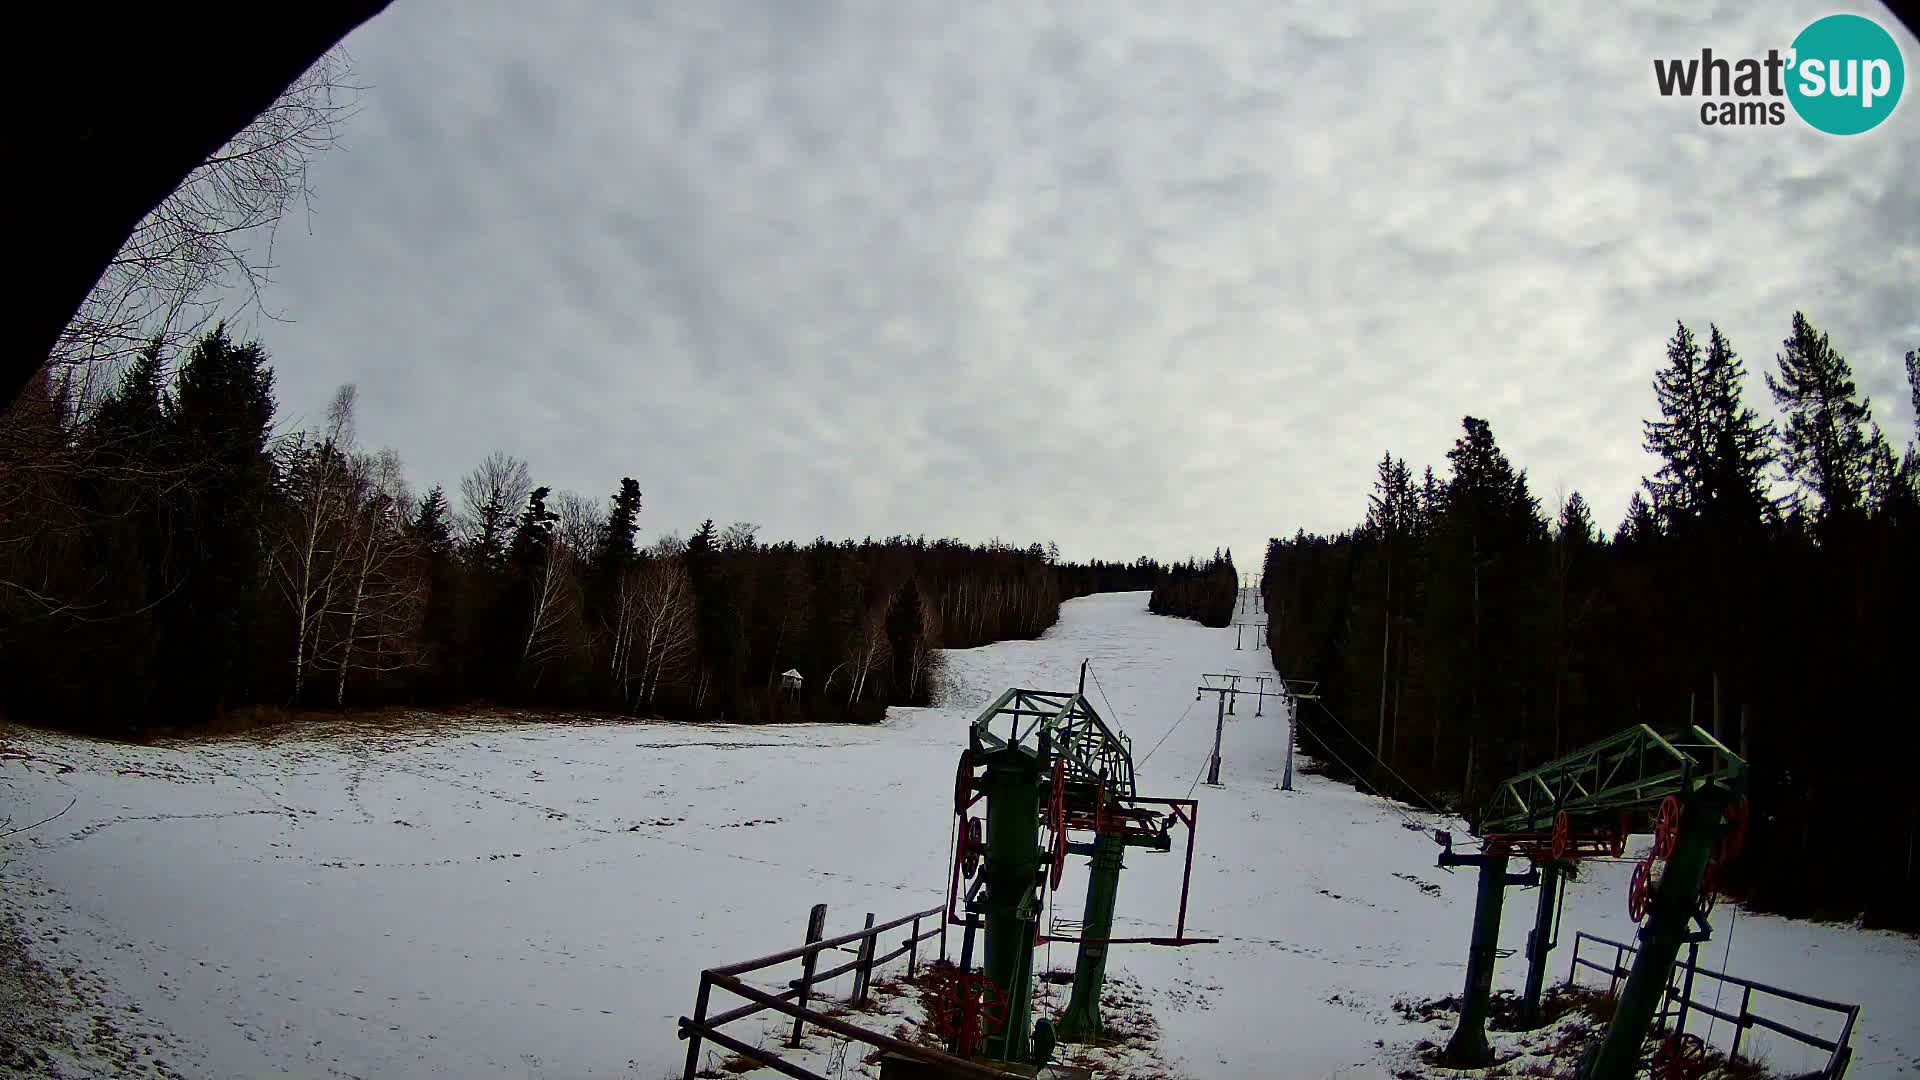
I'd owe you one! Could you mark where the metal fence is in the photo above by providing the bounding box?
[677,901,1027,1080]
[1565,930,1860,1079]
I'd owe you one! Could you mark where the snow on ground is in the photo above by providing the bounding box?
[2,591,1917,1079]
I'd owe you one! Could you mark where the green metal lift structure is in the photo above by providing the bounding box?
[943,666,1212,1067]
[1434,724,1749,1080]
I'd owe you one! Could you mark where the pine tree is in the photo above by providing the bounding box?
[1699,325,1777,526]
[1615,491,1660,548]
[1767,312,1877,523]
[594,478,642,580]
[1908,348,1919,425]
[409,486,462,695]
[412,487,454,555]
[160,324,278,713]
[685,519,746,717]
[1427,416,1547,799]
[885,579,928,704]
[1644,321,1713,523]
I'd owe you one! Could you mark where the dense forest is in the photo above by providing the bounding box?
[1262,313,1918,928]
[1147,551,1240,627]
[0,327,1166,735]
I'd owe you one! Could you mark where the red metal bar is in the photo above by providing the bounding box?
[1176,799,1197,939]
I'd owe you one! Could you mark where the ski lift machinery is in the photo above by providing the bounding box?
[941,661,1215,1066]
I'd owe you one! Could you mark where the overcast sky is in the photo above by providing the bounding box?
[243,1,1919,567]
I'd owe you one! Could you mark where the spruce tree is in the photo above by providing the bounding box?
[685,519,746,717]
[1767,312,1877,523]
[1699,325,1777,526]
[162,325,278,713]
[1644,321,1712,523]
[885,580,927,704]
[1908,348,1919,425]
[594,478,642,580]
[1615,491,1660,548]
[410,486,462,697]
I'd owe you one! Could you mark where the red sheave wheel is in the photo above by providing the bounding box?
[1551,811,1571,861]
[1628,857,1654,922]
[929,972,1008,1057]
[1612,812,1630,858]
[1653,796,1682,859]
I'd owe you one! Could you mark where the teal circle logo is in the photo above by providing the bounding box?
[1787,13,1905,135]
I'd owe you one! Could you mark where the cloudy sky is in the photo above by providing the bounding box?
[244,1,1919,566]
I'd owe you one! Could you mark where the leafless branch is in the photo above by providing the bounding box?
[1,797,77,839]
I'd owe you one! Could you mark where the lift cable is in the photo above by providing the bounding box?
[1705,905,1741,1047]
[1307,697,1453,819]
[1137,696,1198,769]
[1288,718,1434,835]
[1088,666,1124,730]
[1185,752,1210,799]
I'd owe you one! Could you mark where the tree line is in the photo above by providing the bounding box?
[0,326,1165,734]
[1262,313,1918,928]
[1147,551,1240,627]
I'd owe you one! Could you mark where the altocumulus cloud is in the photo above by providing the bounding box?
[248,0,1920,564]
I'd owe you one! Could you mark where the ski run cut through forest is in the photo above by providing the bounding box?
[2,592,1917,1079]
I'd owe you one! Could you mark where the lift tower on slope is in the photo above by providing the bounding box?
[1433,725,1748,1080]
[945,663,1213,1065]
[1194,672,1285,786]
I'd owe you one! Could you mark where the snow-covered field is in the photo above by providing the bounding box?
[2,592,1916,1079]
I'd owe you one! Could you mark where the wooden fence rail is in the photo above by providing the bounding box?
[1566,930,1860,1079]
[679,901,1024,1080]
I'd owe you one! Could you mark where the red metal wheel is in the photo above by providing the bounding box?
[1552,810,1571,861]
[1612,812,1630,858]
[961,816,984,878]
[1652,1032,1707,1078]
[974,976,1008,1036]
[930,972,1008,1057]
[1653,796,1682,859]
[1628,857,1654,922]
[954,749,975,817]
[1697,861,1720,919]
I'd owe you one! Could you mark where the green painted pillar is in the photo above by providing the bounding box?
[1056,830,1125,1040]
[1519,861,1561,1029]
[1582,796,1726,1080]
[978,746,1041,1064]
[1443,847,1512,1067]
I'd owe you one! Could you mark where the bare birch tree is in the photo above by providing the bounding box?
[458,451,532,567]
[629,554,697,709]
[553,490,606,559]
[268,385,356,701]
[316,448,424,705]
[844,605,890,705]
[521,534,581,685]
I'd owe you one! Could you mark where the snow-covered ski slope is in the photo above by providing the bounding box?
[2,592,1916,1079]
